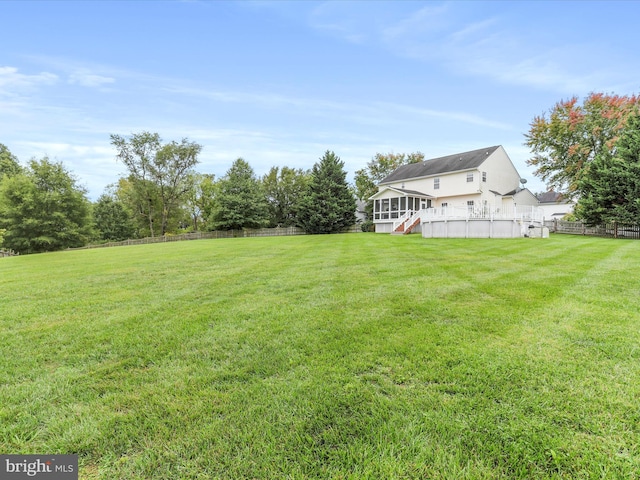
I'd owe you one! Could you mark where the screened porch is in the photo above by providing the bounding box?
[373,195,432,220]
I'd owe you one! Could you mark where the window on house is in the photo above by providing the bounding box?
[482,171,487,182]
[467,200,474,211]
[441,202,448,208]
[434,178,440,190]
[381,199,389,219]
[390,197,399,218]
[467,172,474,182]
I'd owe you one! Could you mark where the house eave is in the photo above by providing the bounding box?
[369,186,434,201]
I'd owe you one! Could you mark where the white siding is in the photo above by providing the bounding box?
[381,146,523,211]
[372,146,534,235]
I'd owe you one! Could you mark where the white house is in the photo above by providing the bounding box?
[370,146,542,237]
[536,191,574,220]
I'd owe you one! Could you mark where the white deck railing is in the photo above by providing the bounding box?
[392,211,412,232]
[421,205,544,223]
[392,210,423,233]
[406,211,422,230]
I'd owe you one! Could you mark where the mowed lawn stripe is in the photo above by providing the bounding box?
[1,234,638,478]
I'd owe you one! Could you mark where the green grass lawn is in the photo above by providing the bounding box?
[1,233,639,479]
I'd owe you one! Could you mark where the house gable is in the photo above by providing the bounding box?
[475,146,522,194]
[502,188,540,206]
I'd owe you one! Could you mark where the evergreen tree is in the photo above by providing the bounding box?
[208,158,269,230]
[576,110,640,225]
[297,151,356,234]
[0,157,93,253]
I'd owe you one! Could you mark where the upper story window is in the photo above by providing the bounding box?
[467,172,474,183]
[482,171,487,182]
[434,178,440,190]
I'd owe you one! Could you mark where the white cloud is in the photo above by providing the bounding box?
[15,141,122,198]
[309,2,368,44]
[0,66,58,95]
[375,102,514,131]
[448,18,498,43]
[68,71,116,87]
[382,3,451,41]
[304,2,636,95]
[19,141,113,157]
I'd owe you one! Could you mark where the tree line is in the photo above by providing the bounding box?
[0,133,368,254]
[3,92,639,254]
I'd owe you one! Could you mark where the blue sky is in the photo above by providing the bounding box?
[2,1,639,199]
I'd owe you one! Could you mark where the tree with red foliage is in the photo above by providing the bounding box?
[525,93,640,198]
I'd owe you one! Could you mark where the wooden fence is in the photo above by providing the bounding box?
[545,220,640,239]
[69,225,362,251]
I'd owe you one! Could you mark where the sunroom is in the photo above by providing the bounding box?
[369,187,433,233]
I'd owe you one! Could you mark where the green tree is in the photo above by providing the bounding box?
[576,110,640,226]
[154,139,202,234]
[297,150,356,234]
[183,173,217,231]
[115,176,160,238]
[110,132,202,236]
[208,158,269,230]
[0,143,22,180]
[354,151,424,219]
[93,189,136,241]
[0,228,5,247]
[262,166,310,227]
[525,93,640,198]
[0,157,93,253]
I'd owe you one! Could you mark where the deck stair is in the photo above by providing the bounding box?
[391,211,421,235]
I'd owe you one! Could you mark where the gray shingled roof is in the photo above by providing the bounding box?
[379,145,501,184]
[369,186,433,201]
[393,187,432,197]
[536,191,568,204]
